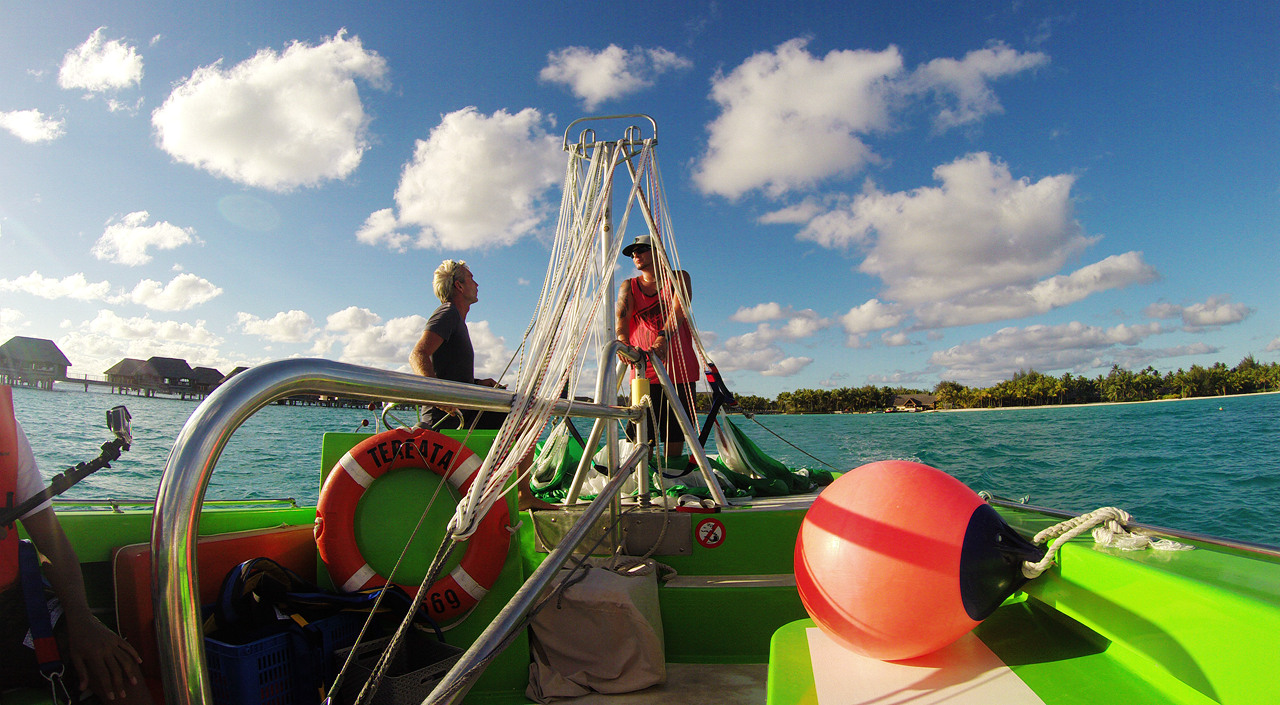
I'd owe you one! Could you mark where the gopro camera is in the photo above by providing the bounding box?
[107,406,132,446]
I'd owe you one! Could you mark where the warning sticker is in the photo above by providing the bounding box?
[695,518,726,549]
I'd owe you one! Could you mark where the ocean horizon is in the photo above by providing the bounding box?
[9,383,1279,547]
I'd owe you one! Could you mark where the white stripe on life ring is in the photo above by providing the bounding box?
[341,563,379,593]
[449,564,489,602]
[338,452,376,488]
[445,453,482,490]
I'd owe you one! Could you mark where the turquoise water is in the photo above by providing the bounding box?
[9,385,1279,546]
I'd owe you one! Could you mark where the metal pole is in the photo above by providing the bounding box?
[564,355,632,505]
[425,444,651,705]
[649,359,729,506]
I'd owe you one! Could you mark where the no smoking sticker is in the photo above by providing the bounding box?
[695,518,726,548]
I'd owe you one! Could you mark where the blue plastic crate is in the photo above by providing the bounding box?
[305,611,369,688]
[206,613,369,705]
[206,628,300,705]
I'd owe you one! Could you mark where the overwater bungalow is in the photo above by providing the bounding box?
[0,336,72,390]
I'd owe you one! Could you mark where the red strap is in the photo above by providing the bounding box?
[1,385,20,588]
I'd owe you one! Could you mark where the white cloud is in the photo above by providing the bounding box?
[58,27,143,93]
[125,273,222,311]
[360,107,563,251]
[86,309,221,345]
[758,200,825,225]
[0,271,112,301]
[236,310,317,343]
[694,38,902,199]
[0,109,65,143]
[802,153,1096,305]
[1266,337,1280,353]
[913,252,1158,328]
[761,357,813,377]
[730,304,828,334]
[693,39,1047,199]
[57,329,229,376]
[335,319,417,364]
[355,208,410,251]
[106,97,145,115]
[320,307,404,365]
[0,308,28,340]
[151,30,387,191]
[1144,295,1253,332]
[904,42,1048,132]
[92,211,199,265]
[730,302,788,323]
[540,45,692,109]
[881,331,913,346]
[1108,342,1217,371]
[709,307,827,377]
[326,306,383,333]
[840,299,905,336]
[779,313,829,338]
[929,320,1167,385]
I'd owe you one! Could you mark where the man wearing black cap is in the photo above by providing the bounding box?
[616,235,700,464]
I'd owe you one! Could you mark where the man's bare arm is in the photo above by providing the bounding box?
[616,281,633,342]
[24,508,145,700]
[410,329,445,377]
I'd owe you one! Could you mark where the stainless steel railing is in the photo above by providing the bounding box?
[152,358,642,705]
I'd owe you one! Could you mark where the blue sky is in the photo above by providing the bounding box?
[2,1,1277,398]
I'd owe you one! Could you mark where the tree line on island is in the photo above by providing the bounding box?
[708,356,1280,414]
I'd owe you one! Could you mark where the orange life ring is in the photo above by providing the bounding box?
[314,427,511,624]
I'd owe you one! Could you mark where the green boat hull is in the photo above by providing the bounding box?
[10,432,1279,704]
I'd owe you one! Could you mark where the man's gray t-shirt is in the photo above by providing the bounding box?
[426,303,474,384]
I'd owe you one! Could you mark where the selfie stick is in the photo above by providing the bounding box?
[0,406,132,531]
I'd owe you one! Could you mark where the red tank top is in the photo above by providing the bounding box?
[626,277,699,384]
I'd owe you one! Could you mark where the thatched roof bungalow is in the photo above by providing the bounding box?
[137,357,194,390]
[891,394,937,412]
[189,366,225,395]
[105,358,146,386]
[0,336,72,389]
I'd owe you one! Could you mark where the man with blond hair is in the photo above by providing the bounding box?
[411,260,554,511]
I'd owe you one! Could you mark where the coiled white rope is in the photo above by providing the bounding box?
[1022,506,1193,579]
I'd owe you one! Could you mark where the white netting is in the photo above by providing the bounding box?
[448,134,672,540]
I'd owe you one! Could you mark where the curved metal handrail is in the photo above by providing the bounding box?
[152,358,639,705]
[562,113,657,151]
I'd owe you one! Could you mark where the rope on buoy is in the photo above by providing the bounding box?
[1022,506,1193,579]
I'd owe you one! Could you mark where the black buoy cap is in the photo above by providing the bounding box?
[958,503,1046,621]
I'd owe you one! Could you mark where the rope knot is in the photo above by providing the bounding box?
[1021,506,1190,579]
